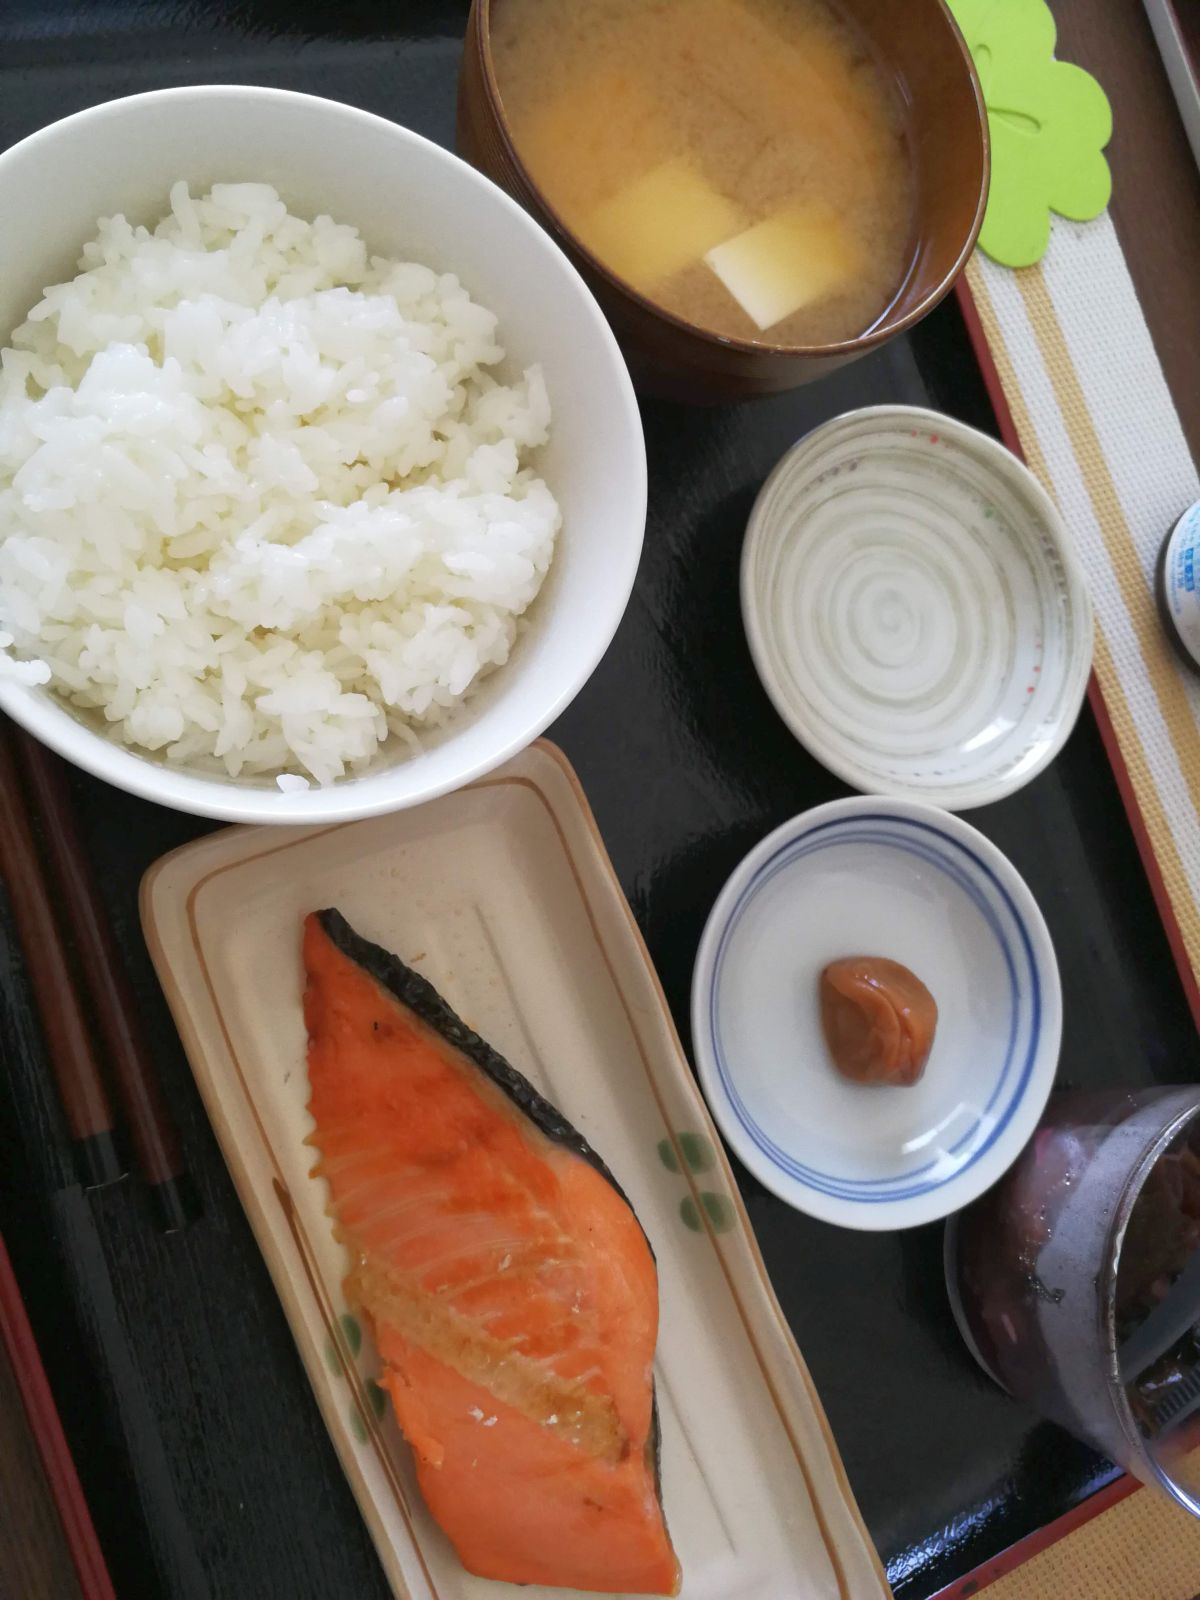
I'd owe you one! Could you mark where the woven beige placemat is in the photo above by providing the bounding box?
[975,1484,1200,1600]
[966,219,1200,993]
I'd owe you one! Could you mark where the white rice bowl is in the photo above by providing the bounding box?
[0,181,561,788]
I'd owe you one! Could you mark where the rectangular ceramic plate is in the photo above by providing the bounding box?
[141,740,890,1600]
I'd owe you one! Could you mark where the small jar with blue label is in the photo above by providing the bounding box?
[1157,502,1200,674]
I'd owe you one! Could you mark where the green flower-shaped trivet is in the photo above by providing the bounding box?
[948,0,1113,267]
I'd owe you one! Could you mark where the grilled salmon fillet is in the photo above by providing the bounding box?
[303,909,680,1595]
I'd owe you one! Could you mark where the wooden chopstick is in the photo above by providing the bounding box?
[6,725,199,1231]
[0,723,124,1189]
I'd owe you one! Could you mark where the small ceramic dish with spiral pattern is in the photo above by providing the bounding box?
[741,405,1093,811]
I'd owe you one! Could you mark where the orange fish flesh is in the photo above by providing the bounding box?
[303,909,680,1595]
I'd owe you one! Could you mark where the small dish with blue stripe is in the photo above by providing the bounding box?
[691,796,1061,1231]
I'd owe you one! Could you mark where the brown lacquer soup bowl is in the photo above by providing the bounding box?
[458,0,990,401]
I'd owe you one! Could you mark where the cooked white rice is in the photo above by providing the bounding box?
[0,181,560,787]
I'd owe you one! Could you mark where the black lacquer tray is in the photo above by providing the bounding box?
[0,6,1195,1598]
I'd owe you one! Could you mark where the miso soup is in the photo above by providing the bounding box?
[490,0,918,347]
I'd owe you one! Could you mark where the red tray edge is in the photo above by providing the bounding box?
[926,1470,1140,1600]
[0,1230,117,1600]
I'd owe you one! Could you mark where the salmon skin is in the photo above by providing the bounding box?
[303,909,681,1596]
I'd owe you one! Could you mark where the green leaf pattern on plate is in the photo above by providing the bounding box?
[679,1132,714,1173]
[701,1192,734,1233]
[661,1132,733,1233]
[322,1309,389,1445]
[658,1132,714,1174]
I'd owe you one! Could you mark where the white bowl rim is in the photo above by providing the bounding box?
[0,84,646,824]
[690,794,1063,1231]
[739,402,1094,812]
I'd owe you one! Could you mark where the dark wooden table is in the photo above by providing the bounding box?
[1,3,1198,1598]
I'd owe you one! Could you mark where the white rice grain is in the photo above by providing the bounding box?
[0,183,560,785]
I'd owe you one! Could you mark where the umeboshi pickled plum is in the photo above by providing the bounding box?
[819,957,938,1087]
